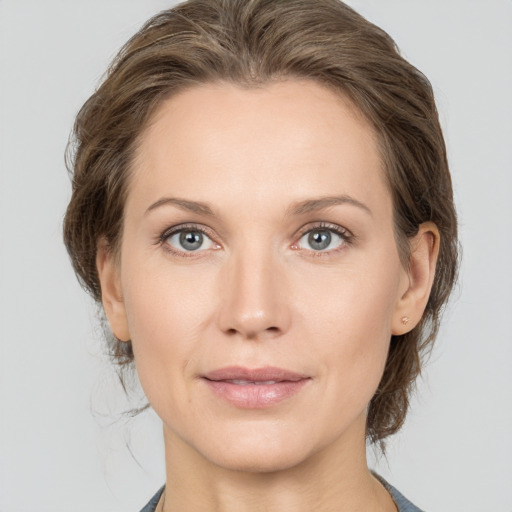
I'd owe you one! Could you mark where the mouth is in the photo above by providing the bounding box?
[201,366,311,409]
[219,379,284,385]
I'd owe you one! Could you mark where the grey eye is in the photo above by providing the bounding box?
[297,228,344,252]
[166,229,216,252]
[308,230,332,250]
[179,230,203,251]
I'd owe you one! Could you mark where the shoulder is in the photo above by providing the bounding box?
[374,474,425,512]
[139,486,164,512]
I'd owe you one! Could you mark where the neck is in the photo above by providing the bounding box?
[160,418,396,512]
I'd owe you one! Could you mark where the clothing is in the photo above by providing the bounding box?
[140,486,164,512]
[376,476,425,512]
[139,478,424,512]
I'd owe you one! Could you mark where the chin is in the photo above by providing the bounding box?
[193,426,319,474]
[208,446,309,474]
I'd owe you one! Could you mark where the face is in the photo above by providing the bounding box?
[103,80,412,472]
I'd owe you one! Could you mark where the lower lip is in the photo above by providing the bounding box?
[203,379,310,409]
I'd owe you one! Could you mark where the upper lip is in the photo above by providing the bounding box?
[202,366,309,382]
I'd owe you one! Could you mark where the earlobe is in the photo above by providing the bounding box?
[96,238,131,342]
[392,222,440,335]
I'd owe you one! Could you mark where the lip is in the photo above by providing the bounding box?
[201,366,311,409]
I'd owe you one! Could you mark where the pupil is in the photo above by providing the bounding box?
[180,231,202,251]
[309,230,331,250]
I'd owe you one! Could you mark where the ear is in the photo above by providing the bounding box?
[392,222,440,335]
[96,238,130,342]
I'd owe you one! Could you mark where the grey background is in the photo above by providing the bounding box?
[1,1,511,510]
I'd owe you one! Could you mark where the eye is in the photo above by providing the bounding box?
[295,225,350,253]
[164,227,217,254]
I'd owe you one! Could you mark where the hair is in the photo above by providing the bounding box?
[63,0,458,446]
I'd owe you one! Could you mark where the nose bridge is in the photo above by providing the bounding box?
[218,238,290,339]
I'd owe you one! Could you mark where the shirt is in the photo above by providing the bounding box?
[139,478,424,512]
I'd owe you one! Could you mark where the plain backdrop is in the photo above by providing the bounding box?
[1,1,511,511]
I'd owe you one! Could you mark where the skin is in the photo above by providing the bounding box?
[97,80,439,511]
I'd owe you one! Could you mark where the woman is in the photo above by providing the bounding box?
[63,0,458,510]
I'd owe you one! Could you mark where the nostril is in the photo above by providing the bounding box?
[224,325,281,339]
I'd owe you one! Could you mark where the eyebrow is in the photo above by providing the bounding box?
[145,197,214,216]
[145,194,372,217]
[287,195,372,217]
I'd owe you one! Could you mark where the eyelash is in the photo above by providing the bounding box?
[158,222,354,258]
[294,222,354,258]
[158,223,219,258]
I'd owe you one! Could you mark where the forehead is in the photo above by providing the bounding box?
[128,79,390,219]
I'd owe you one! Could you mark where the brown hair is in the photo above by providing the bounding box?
[63,0,458,445]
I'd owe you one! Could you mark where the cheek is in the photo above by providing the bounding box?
[294,256,402,397]
[123,254,216,336]
[120,261,217,409]
[296,253,401,338]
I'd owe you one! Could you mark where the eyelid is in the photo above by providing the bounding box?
[159,223,221,257]
[160,223,217,241]
[295,221,352,238]
[291,221,354,254]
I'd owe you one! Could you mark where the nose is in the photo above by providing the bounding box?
[217,247,291,340]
